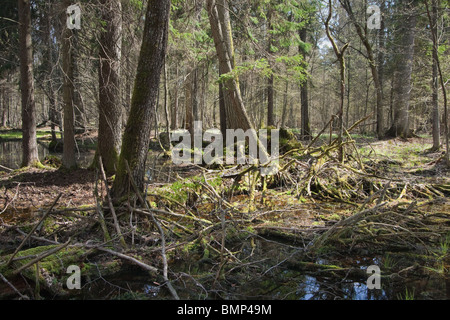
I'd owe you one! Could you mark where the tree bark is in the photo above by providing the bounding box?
[96,0,123,173]
[299,27,311,140]
[267,6,275,127]
[206,0,253,131]
[385,0,418,138]
[61,0,77,169]
[170,65,179,130]
[112,0,170,199]
[426,0,449,164]
[18,0,39,167]
[325,0,348,162]
[430,0,440,151]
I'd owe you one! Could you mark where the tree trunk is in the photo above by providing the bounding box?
[280,80,289,128]
[112,0,170,199]
[299,27,311,140]
[207,0,270,165]
[339,0,384,139]
[267,6,275,128]
[206,0,253,131]
[218,80,227,138]
[267,74,275,127]
[325,0,348,162]
[385,1,418,138]
[430,0,440,151]
[18,0,39,167]
[184,70,194,137]
[426,0,449,164]
[96,0,123,173]
[170,65,179,130]
[61,0,77,169]
[163,60,170,137]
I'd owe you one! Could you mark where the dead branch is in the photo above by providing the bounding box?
[99,156,126,248]
[0,272,30,300]
[5,192,62,267]
[12,239,71,275]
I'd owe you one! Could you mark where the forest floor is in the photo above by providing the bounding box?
[0,132,449,300]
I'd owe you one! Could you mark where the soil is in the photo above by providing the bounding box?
[0,167,97,214]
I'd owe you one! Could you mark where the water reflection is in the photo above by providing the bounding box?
[297,275,388,300]
[0,140,94,169]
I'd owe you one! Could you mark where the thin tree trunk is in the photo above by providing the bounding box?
[163,59,170,138]
[429,0,440,151]
[339,0,384,139]
[267,6,275,127]
[299,27,311,140]
[218,80,226,138]
[280,79,289,128]
[170,65,178,130]
[184,70,194,137]
[18,0,39,167]
[325,0,348,162]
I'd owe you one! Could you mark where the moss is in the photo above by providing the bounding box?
[42,155,62,168]
[0,245,87,278]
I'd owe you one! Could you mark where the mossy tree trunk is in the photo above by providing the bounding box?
[95,0,123,173]
[111,0,170,199]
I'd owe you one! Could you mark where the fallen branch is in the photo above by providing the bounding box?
[89,245,158,274]
[309,201,388,251]
[0,164,13,172]
[12,239,71,275]
[0,182,20,215]
[5,193,62,267]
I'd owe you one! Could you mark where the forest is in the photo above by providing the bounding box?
[0,0,449,301]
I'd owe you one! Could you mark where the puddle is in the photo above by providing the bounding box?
[0,140,94,169]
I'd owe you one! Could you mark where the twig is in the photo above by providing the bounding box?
[0,182,20,215]
[12,239,71,275]
[5,193,62,267]
[124,160,179,300]
[93,168,112,243]
[0,164,13,172]
[0,272,30,300]
[98,156,127,249]
[87,245,158,274]
[132,207,212,225]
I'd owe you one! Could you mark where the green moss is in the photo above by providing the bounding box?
[0,130,62,141]
[0,245,84,279]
